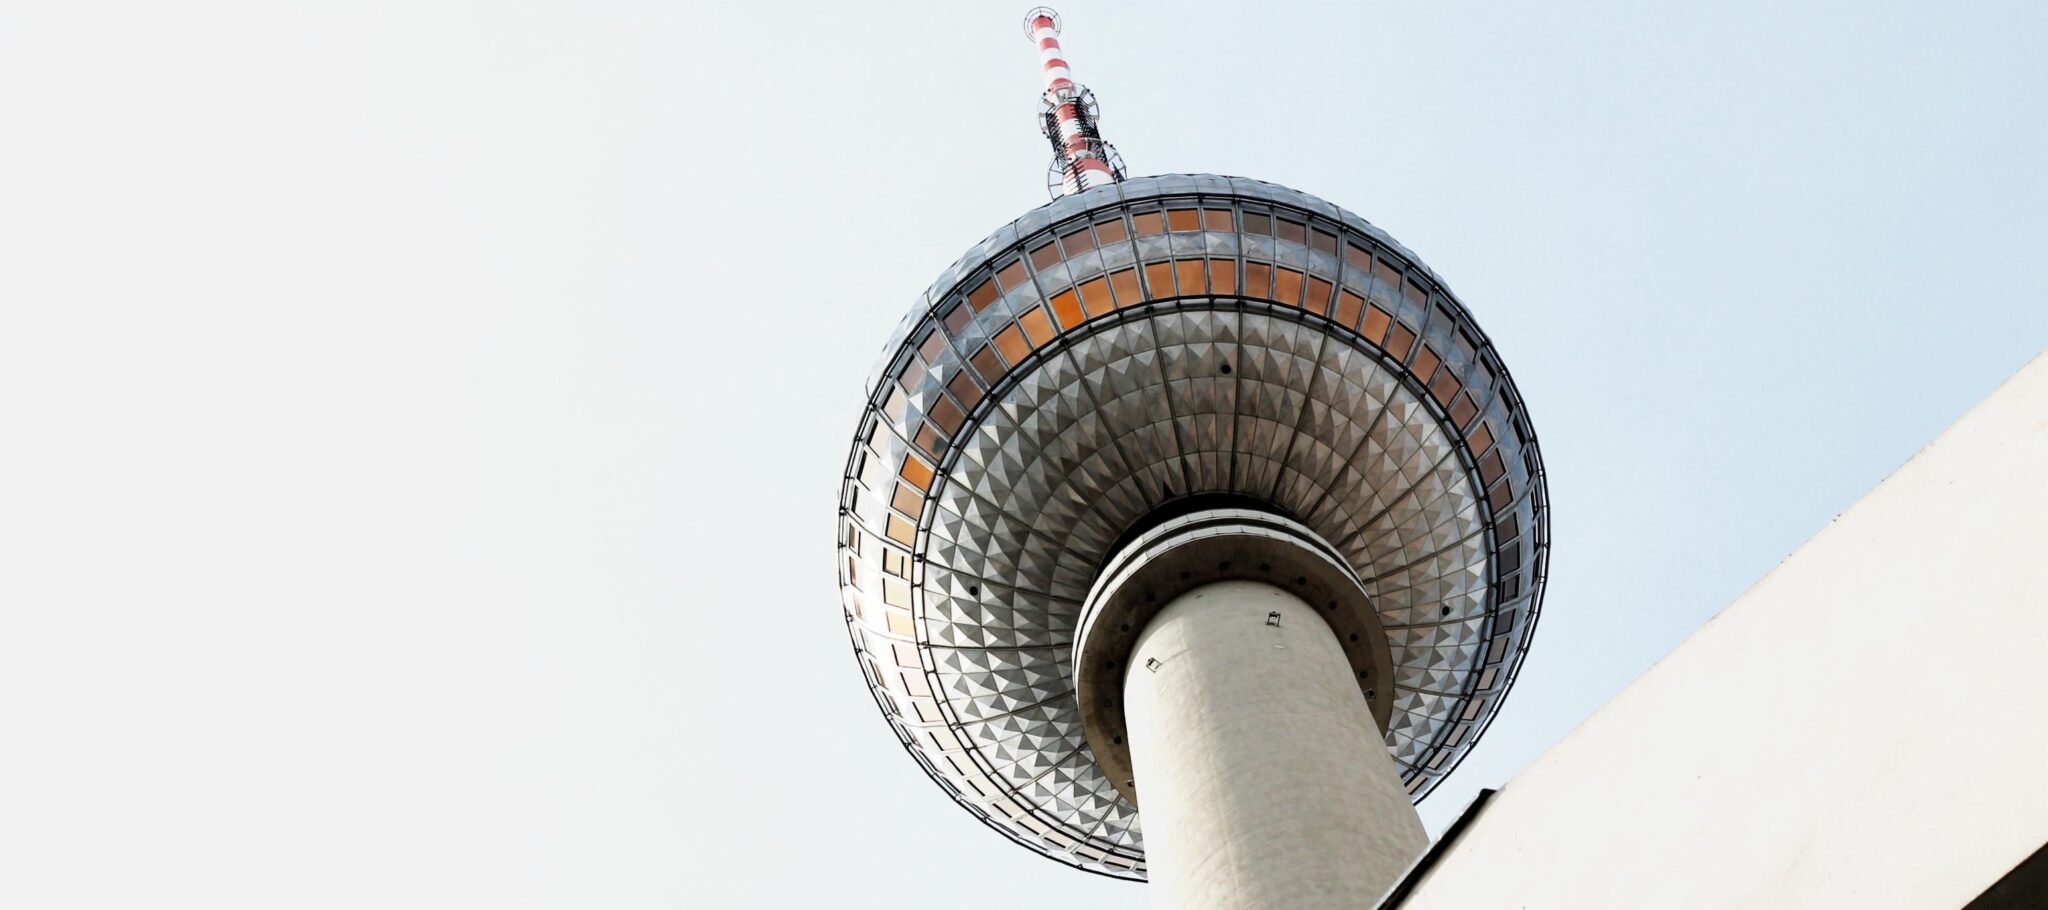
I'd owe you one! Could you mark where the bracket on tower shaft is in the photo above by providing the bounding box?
[1023,7,1128,198]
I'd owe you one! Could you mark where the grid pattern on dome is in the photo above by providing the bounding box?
[837,176,1550,879]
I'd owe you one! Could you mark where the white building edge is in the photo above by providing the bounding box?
[1388,351,2048,909]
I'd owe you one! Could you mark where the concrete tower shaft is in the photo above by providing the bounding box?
[1072,509,1430,904]
[1127,581,1428,907]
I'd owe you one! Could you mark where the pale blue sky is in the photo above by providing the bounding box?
[0,1,2042,907]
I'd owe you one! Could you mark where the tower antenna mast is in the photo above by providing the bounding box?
[1025,7,1127,197]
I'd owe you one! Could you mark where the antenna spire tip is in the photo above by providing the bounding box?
[1023,7,1062,39]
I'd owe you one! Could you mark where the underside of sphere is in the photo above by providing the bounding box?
[836,175,1549,879]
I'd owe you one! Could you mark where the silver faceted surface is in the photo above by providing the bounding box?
[837,175,1550,879]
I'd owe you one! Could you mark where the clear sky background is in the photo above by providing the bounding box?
[1,1,2043,908]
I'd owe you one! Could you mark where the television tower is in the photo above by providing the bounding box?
[835,10,1549,906]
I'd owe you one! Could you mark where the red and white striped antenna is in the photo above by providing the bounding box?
[1024,7,1127,198]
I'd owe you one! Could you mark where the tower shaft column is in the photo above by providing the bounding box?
[1124,580,1428,909]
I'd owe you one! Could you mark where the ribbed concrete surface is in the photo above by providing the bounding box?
[1125,581,1427,908]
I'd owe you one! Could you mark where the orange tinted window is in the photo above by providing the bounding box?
[928,396,965,434]
[1345,243,1373,271]
[1245,262,1272,297]
[1175,259,1206,294]
[1243,212,1271,235]
[1143,261,1174,298]
[898,358,925,390]
[1362,305,1393,344]
[1049,289,1085,328]
[1449,392,1478,428]
[1335,290,1365,328]
[918,331,946,363]
[1202,208,1233,231]
[1276,220,1307,244]
[1480,451,1507,486]
[967,279,998,311]
[891,483,924,516]
[1029,241,1060,271]
[1387,323,1417,360]
[1095,217,1129,244]
[1166,209,1201,232]
[1078,276,1114,316]
[913,423,944,459]
[947,372,983,410]
[1402,281,1427,307]
[885,514,917,546]
[1209,259,1237,295]
[997,260,1029,292]
[1274,268,1304,304]
[1305,277,1333,315]
[1373,259,1401,286]
[1468,422,1495,454]
[1108,269,1141,307]
[969,346,1004,385]
[882,386,906,422]
[1059,225,1095,255]
[899,454,935,491]
[1018,306,1055,346]
[1429,369,1460,406]
[1133,212,1165,236]
[1413,344,1441,380]
[943,303,972,333]
[1311,229,1338,254]
[993,324,1032,364]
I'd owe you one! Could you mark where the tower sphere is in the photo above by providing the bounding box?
[836,174,1550,878]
